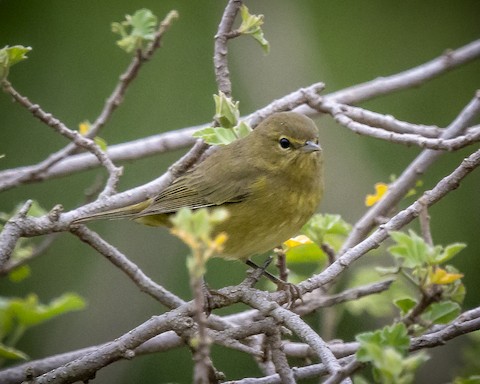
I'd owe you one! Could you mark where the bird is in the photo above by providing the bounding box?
[73,112,324,266]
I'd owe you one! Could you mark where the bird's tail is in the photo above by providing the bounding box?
[72,199,153,224]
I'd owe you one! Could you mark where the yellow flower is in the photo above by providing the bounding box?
[365,182,389,207]
[283,235,314,249]
[428,267,463,285]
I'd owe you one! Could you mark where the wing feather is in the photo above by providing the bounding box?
[138,150,256,216]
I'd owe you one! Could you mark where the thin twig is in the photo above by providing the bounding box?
[293,279,395,316]
[213,0,243,97]
[1,80,123,198]
[0,11,179,195]
[69,225,184,309]
[336,103,442,138]
[419,204,434,246]
[0,233,59,276]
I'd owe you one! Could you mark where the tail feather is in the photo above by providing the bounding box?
[72,199,153,224]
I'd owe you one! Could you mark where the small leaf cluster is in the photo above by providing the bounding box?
[0,45,31,80]
[193,92,252,145]
[0,294,86,363]
[111,9,158,54]
[170,208,229,278]
[0,203,86,364]
[388,230,466,329]
[356,323,429,384]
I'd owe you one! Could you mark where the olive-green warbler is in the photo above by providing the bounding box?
[74,112,324,261]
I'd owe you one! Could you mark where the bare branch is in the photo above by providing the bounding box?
[28,308,197,384]
[411,307,480,350]
[0,233,58,276]
[222,356,355,384]
[265,329,295,384]
[294,279,395,316]
[340,91,480,253]
[69,225,184,309]
[213,0,243,97]
[312,98,480,150]
[312,39,480,106]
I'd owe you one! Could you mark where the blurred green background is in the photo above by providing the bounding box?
[1,1,479,383]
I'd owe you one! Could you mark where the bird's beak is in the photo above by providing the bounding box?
[301,140,321,153]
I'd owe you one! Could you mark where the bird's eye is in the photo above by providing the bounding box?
[279,137,291,149]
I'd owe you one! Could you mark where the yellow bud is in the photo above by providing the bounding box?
[79,121,90,136]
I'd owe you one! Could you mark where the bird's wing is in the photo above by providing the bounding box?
[138,159,256,216]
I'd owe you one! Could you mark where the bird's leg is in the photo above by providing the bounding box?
[245,258,303,308]
[274,246,289,283]
[245,257,279,285]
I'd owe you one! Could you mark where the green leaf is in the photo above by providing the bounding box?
[214,92,240,128]
[238,5,270,54]
[435,243,466,264]
[422,301,460,325]
[94,136,108,152]
[356,323,409,362]
[301,214,351,251]
[447,276,466,304]
[389,230,468,270]
[0,343,28,360]
[192,127,238,145]
[10,293,86,328]
[233,121,253,139]
[356,331,384,362]
[285,242,327,265]
[403,352,430,372]
[394,297,417,315]
[380,323,410,354]
[388,230,431,268]
[0,45,32,79]
[193,122,252,146]
[356,323,426,384]
[112,9,158,53]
